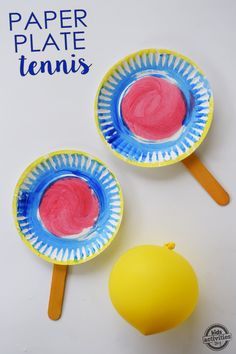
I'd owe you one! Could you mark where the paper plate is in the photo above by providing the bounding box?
[95,49,214,167]
[13,151,123,265]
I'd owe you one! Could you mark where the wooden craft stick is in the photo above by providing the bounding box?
[182,153,230,206]
[48,264,68,320]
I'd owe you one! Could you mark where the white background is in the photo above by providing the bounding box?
[1,1,236,353]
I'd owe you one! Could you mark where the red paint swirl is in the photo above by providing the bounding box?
[39,178,99,237]
[121,76,186,140]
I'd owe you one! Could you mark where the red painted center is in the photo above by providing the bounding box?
[121,76,186,140]
[39,178,99,237]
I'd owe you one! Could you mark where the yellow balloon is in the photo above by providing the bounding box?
[109,244,198,335]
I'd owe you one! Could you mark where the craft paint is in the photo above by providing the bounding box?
[121,76,186,140]
[39,177,99,237]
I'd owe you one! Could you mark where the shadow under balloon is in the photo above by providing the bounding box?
[129,303,200,353]
[108,298,201,354]
[159,299,203,352]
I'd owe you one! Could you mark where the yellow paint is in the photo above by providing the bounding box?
[12,150,124,265]
[94,48,214,167]
[109,244,199,335]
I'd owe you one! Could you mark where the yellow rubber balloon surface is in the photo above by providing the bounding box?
[109,245,198,335]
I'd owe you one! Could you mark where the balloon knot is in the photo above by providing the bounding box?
[164,242,176,250]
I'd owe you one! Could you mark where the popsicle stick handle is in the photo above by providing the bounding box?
[48,264,68,320]
[182,153,230,206]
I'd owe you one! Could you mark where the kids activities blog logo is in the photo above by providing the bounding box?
[202,324,232,351]
[8,9,92,77]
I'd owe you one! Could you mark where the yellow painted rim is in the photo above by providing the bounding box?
[95,48,214,168]
[13,150,124,265]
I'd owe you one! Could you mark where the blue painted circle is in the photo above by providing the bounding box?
[96,50,213,166]
[14,152,123,264]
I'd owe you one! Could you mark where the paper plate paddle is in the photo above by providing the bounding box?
[13,150,123,320]
[95,49,229,205]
